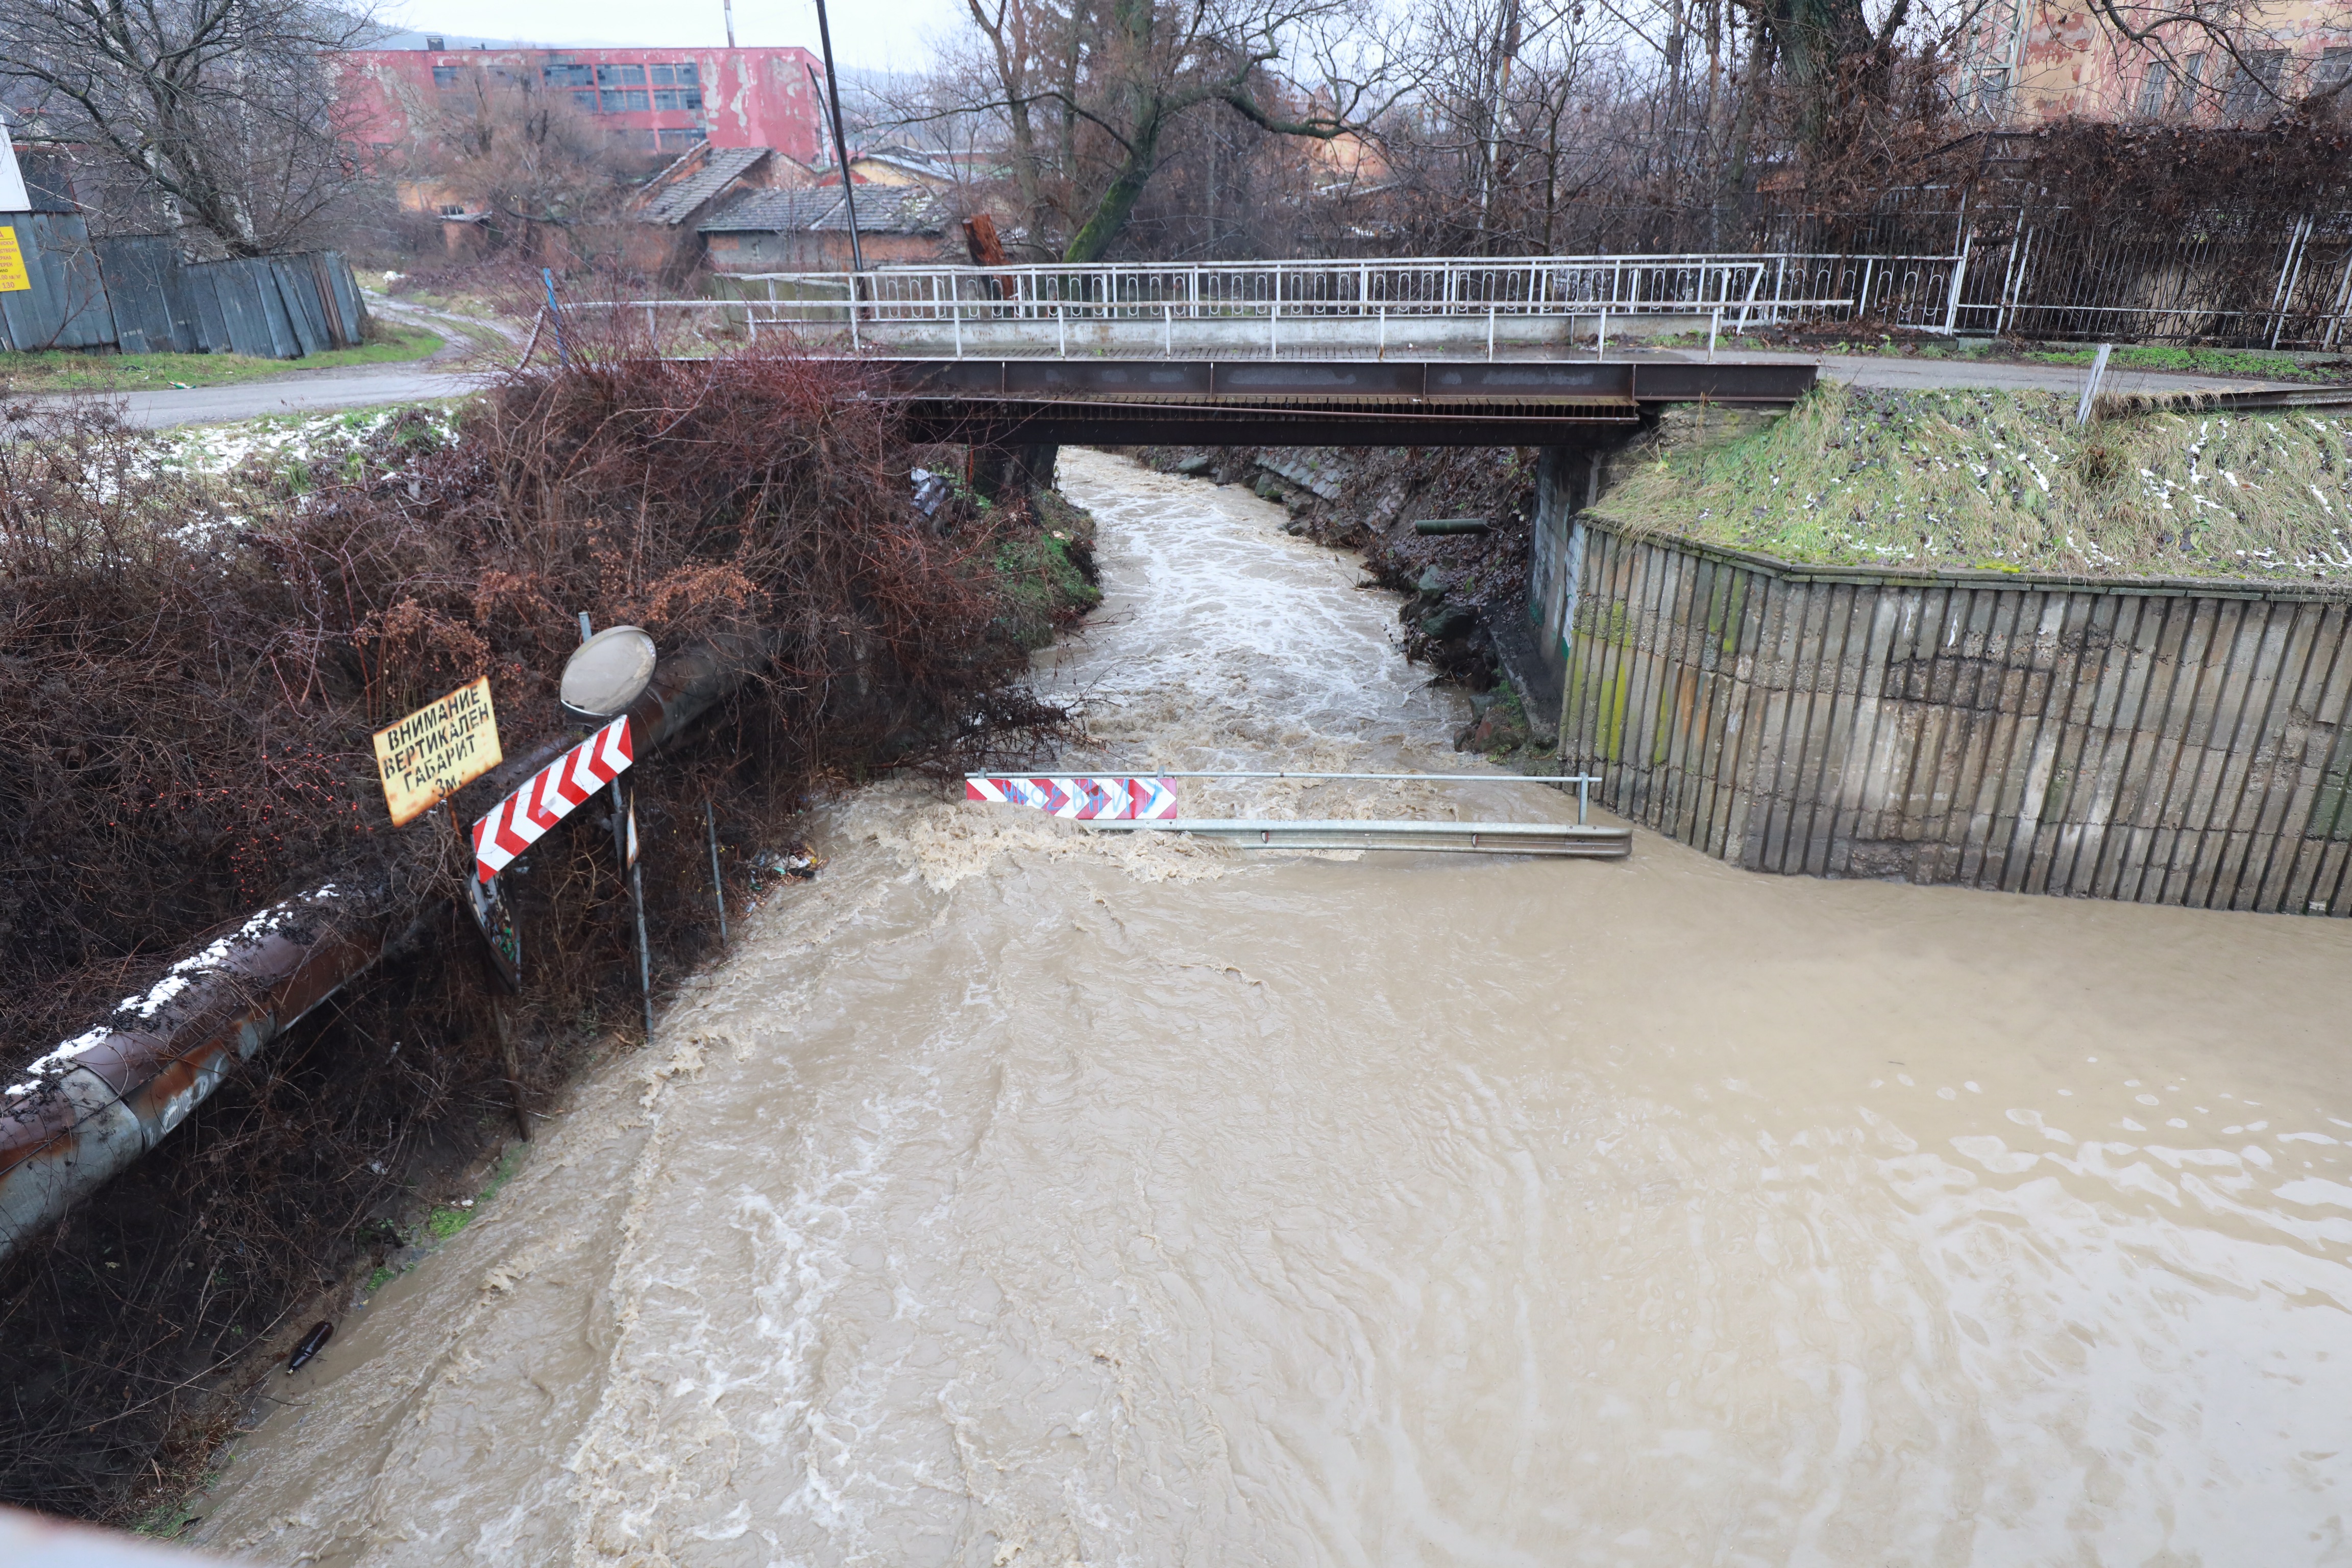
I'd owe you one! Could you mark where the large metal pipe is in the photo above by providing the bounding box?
[0,636,768,1266]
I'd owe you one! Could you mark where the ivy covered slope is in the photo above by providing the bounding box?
[1596,383,2352,583]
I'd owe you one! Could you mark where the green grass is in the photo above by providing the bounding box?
[993,531,1101,649]
[0,324,443,393]
[1598,382,2352,582]
[130,1471,221,1538]
[419,1148,527,1243]
[2017,342,2346,383]
[991,491,1102,649]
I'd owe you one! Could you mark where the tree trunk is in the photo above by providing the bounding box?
[1716,16,1772,238]
[1062,113,1163,264]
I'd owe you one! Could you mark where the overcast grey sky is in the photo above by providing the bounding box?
[381,0,967,72]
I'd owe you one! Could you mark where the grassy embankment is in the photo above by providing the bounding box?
[995,488,1103,647]
[0,324,443,393]
[1598,382,2352,582]
[1680,333,2352,385]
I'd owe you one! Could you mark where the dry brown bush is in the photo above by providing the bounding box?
[0,337,1075,1519]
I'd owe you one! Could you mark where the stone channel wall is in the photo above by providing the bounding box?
[1528,449,2352,916]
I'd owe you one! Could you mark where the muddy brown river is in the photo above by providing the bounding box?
[198,450,2351,1566]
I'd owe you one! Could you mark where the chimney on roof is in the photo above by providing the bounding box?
[426,34,444,49]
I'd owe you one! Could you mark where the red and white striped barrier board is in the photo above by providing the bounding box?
[472,716,633,881]
[965,775,1179,820]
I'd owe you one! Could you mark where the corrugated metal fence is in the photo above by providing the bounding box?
[1531,470,2352,916]
[0,216,364,358]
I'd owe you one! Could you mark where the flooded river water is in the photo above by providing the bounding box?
[202,450,2351,1566]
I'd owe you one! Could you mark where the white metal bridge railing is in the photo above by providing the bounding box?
[568,252,1879,359]
[561,236,2352,355]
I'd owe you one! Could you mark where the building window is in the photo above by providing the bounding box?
[2312,45,2351,94]
[601,88,651,112]
[610,129,658,151]
[571,89,598,110]
[596,64,646,86]
[2174,52,2207,115]
[432,64,461,86]
[543,62,593,88]
[2136,60,2169,116]
[657,127,708,150]
[2225,50,2287,117]
[653,88,703,111]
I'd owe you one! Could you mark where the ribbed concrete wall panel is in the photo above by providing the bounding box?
[1541,517,2352,916]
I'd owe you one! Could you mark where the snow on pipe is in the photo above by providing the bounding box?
[0,634,768,1266]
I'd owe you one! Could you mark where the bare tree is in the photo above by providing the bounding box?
[937,0,1406,261]
[0,0,375,256]
[400,69,633,256]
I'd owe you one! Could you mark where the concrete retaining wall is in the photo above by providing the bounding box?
[1529,450,2352,915]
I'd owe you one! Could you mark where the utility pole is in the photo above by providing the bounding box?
[811,0,865,275]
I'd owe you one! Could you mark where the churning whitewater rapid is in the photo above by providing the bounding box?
[200,450,2351,1566]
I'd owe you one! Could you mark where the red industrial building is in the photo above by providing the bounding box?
[339,41,831,163]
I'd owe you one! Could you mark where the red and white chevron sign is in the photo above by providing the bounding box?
[965,775,1178,820]
[472,716,634,881]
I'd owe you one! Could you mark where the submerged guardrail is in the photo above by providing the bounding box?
[965,768,1629,855]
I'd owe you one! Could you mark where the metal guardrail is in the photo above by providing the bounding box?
[0,633,770,1267]
[978,768,1628,854]
[1086,818,1632,856]
[1014,768,1607,822]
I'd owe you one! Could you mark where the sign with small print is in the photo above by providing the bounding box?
[0,228,29,293]
[373,678,503,827]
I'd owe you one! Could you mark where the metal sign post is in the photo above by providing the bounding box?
[623,789,653,1041]
[705,798,728,945]
[543,267,570,369]
[574,614,656,1042]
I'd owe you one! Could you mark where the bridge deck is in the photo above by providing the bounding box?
[882,358,1816,447]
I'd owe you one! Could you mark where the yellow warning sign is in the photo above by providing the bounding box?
[0,228,29,293]
[372,677,503,827]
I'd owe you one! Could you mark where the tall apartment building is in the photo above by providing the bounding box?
[340,38,831,163]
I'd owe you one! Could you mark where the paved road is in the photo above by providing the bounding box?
[64,364,489,428]
[32,291,513,428]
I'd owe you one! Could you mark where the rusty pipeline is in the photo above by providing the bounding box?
[0,635,769,1267]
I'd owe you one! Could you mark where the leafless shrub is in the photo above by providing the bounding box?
[0,339,1076,1521]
